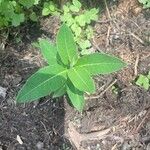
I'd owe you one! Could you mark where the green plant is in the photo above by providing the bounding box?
[111,85,119,95]
[61,0,99,54]
[16,24,126,111]
[135,71,150,90]
[42,1,60,16]
[0,0,40,28]
[138,0,150,8]
[42,0,99,54]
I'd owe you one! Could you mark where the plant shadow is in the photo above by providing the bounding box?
[0,21,72,149]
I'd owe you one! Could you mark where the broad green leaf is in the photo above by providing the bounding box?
[68,67,95,93]
[56,24,78,66]
[53,85,66,98]
[75,53,126,75]
[17,65,67,103]
[67,81,84,111]
[38,39,57,65]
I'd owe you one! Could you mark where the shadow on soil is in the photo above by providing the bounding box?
[0,22,72,150]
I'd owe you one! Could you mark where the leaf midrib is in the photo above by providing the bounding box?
[18,69,67,100]
[64,30,71,63]
[76,62,123,68]
[73,68,90,91]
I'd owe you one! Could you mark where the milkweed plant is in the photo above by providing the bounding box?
[17,24,126,111]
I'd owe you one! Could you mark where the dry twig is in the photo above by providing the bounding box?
[134,53,140,77]
[133,108,150,134]
[87,79,117,99]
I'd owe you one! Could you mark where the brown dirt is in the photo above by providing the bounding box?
[0,0,150,150]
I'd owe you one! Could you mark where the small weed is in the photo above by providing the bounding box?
[60,0,99,54]
[135,71,150,90]
[42,0,99,54]
[138,0,150,9]
[111,85,119,95]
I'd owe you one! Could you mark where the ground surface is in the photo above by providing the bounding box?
[0,0,150,150]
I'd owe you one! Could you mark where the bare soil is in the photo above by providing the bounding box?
[0,0,150,150]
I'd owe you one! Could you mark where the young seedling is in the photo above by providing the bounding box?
[17,24,126,111]
[138,0,150,9]
[135,71,150,90]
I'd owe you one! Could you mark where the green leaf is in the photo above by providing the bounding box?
[73,0,81,9]
[17,65,67,103]
[56,24,78,66]
[11,13,25,27]
[38,39,57,65]
[136,74,149,90]
[42,2,57,16]
[19,0,35,8]
[63,5,70,13]
[67,81,84,111]
[68,67,95,93]
[53,85,66,98]
[29,12,38,22]
[75,15,86,27]
[147,71,150,79]
[75,53,126,75]
[71,23,81,36]
[138,0,150,8]
[79,39,91,51]
[69,5,79,12]
[61,13,74,26]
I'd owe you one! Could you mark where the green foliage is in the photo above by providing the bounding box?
[111,85,119,95]
[138,0,150,8]
[41,0,99,54]
[17,24,126,111]
[135,71,150,90]
[60,0,99,54]
[42,1,59,16]
[0,0,39,28]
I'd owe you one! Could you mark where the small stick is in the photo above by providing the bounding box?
[106,26,111,47]
[104,0,111,20]
[141,52,150,61]
[88,79,117,99]
[134,54,139,77]
[133,108,150,133]
[128,31,145,45]
[96,19,112,24]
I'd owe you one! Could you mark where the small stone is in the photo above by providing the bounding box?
[16,135,23,145]
[0,86,7,99]
[36,141,44,150]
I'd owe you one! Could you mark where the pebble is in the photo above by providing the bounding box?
[0,86,7,99]
[36,141,44,150]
